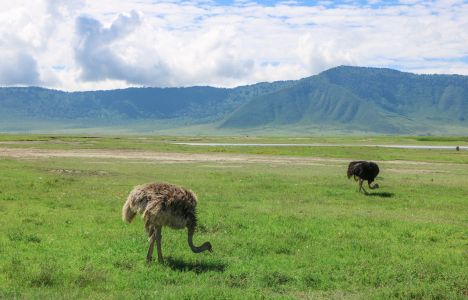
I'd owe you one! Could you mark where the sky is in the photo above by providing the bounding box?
[0,0,467,91]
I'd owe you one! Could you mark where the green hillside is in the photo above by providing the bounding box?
[220,76,400,133]
[0,66,467,134]
[321,66,468,122]
[221,66,468,134]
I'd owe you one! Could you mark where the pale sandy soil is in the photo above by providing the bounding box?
[0,146,462,170]
[0,147,344,165]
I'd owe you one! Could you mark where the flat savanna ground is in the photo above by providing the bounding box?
[0,135,467,299]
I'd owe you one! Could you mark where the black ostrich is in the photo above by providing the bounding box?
[347,161,380,193]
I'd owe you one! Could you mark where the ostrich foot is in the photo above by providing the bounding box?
[147,256,163,264]
[359,183,368,194]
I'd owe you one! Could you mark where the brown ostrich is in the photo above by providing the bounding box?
[122,182,212,263]
[347,161,380,193]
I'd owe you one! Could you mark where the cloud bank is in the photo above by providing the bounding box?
[0,0,467,90]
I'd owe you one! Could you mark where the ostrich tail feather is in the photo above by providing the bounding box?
[122,198,137,223]
[347,167,354,179]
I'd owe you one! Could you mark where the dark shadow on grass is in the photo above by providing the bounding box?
[365,192,394,198]
[164,257,226,273]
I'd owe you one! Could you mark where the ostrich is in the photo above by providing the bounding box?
[122,182,212,263]
[347,161,380,193]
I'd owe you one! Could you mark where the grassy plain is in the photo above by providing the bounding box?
[0,135,467,299]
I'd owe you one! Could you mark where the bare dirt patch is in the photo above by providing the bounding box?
[0,147,463,174]
[0,141,92,146]
[385,168,447,174]
[0,147,345,166]
[48,169,110,176]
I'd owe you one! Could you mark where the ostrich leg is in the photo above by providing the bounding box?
[359,178,368,194]
[146,232,156,263]
[155,227,163,263]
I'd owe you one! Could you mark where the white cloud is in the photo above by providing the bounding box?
[0,50,40,85]
[0,0,467,90]
[75,11,147,82]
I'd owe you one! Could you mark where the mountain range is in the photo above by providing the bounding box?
[1,66,467,135]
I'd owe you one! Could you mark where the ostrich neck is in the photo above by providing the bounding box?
[188,228,208,253]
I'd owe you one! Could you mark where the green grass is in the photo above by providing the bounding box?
[0,135,467,299]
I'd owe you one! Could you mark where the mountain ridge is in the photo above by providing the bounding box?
[1,66,467,135]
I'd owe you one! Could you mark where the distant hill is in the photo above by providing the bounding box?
[1,66,467,135]
[221,66,468,134]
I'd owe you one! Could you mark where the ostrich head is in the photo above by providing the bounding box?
[189,240,212,253]
[202,241,213,252]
